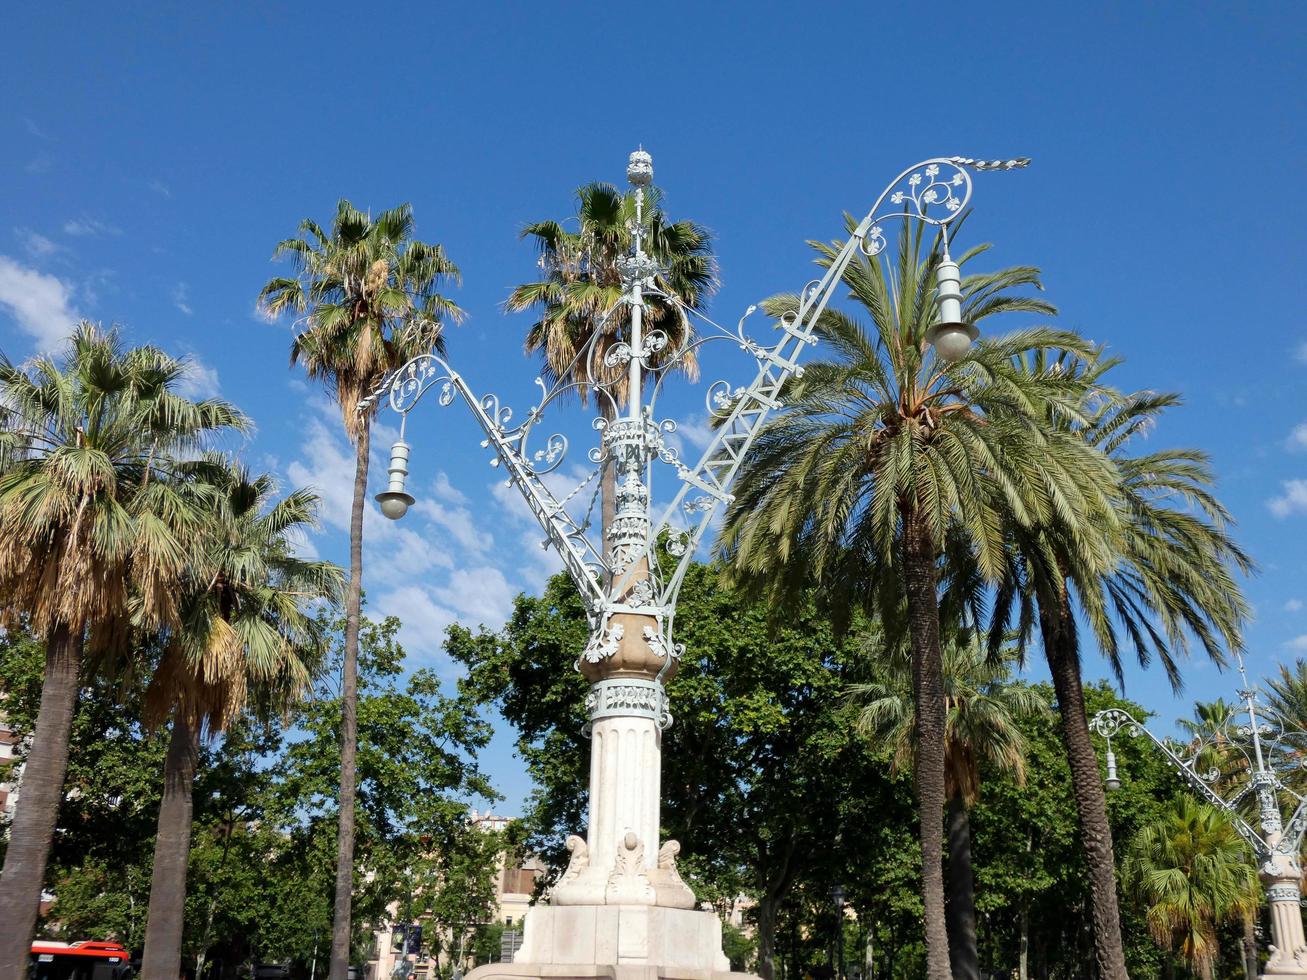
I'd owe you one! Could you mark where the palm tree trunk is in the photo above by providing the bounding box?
[142,712,201,980]
[901,506,952,980]
[329,420,369,980]
[945,796,980,980]
[1242,913,1257,980]
[1039,588,1130,980]
[0,623,82,980]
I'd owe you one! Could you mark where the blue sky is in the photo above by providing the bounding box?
[2,2,1305,814]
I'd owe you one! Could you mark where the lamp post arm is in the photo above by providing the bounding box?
[651,156,1019,611]
[363,353,609,616]
[1090,708,1270,860]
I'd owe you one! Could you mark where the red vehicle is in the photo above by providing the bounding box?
[29,942,134,980]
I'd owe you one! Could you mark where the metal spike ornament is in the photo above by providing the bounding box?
[363,148,1025,980]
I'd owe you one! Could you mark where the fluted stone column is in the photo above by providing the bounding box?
[1263,854,1307,977]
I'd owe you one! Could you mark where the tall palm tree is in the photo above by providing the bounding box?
[0,325,246,980]
[1123,796,1261,979]
[719,221,1114,978]
[990,371,1252,979]
[138,460,342,980]
[259,200,460,980]
[850,637,1047,980]
[506,181,715,540]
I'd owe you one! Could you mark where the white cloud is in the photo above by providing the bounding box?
[1268,480,1307,519]
[0,255,79,351]
[432,565,517,629]
[1296,340,1307,365]
[374,585,460,666]
[177,355,221,399]
[1287,635,1307,652]
[62,217,120,238]
[172,282,193,316]
[16,228,63,258]
[1286,599,1304,613]
[149,178,172,199]
[1289,423,1307,452]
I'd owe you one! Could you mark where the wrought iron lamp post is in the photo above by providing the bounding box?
[363,149,1025,980]
[1091,656,1307,977]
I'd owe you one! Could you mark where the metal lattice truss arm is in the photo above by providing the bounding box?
[651,156,1001,611]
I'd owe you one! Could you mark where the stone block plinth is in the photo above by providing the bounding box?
[464,904,757,980]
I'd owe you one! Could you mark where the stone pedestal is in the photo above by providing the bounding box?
[465,604,754,980]
[1263,863,1307,977]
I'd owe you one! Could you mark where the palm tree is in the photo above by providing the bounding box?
[138,459,342,980]
[990,372,1252,979]
[259,200,460,980]
[506,181,715,541]
[0,324,246,979]
[1266,659,1307,734]
[1123,796,1261,979]
[850,637,1047,979]
[719,221,1113,979]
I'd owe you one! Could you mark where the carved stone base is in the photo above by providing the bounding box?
[464,904,757,980]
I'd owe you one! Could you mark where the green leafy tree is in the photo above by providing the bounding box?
[505,180,715,538]
[718,222,1111,979]
[259,202,462,980]
[990,372,1252,979]
[0,324,246,979]
[966,680,1186,978]
[849,639,1047,979]
[268,613,497,969]
[1123,797,1261,979]
[139,461,342,980]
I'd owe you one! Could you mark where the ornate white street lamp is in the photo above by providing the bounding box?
[363,149,1026,980]
[1091,657,1307,978]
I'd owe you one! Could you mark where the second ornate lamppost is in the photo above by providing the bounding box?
[1092,655,1307,977]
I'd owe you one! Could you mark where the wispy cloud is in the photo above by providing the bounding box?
[1286,599,1304,613]
[1289,423,1307,452]
[172,282,193,316]
[1287,634,1307,652]
[63,216,121,238]
[15,228,64,258]
[148,178,172,199]
[1296,340,1307,365]
[22,118,51,140]
[0,255,80,351]
[1268,480,1307,519]
[177,355,221,399]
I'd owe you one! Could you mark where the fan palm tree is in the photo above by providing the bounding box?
[506,181,715,541]
[990,370,1252,979]
[850,637,1047,980]
[258,200,461,980]
[1123,796,1261,979]
[138,459,342,980]
[718,220,1115,978]
[0,324,246,979]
